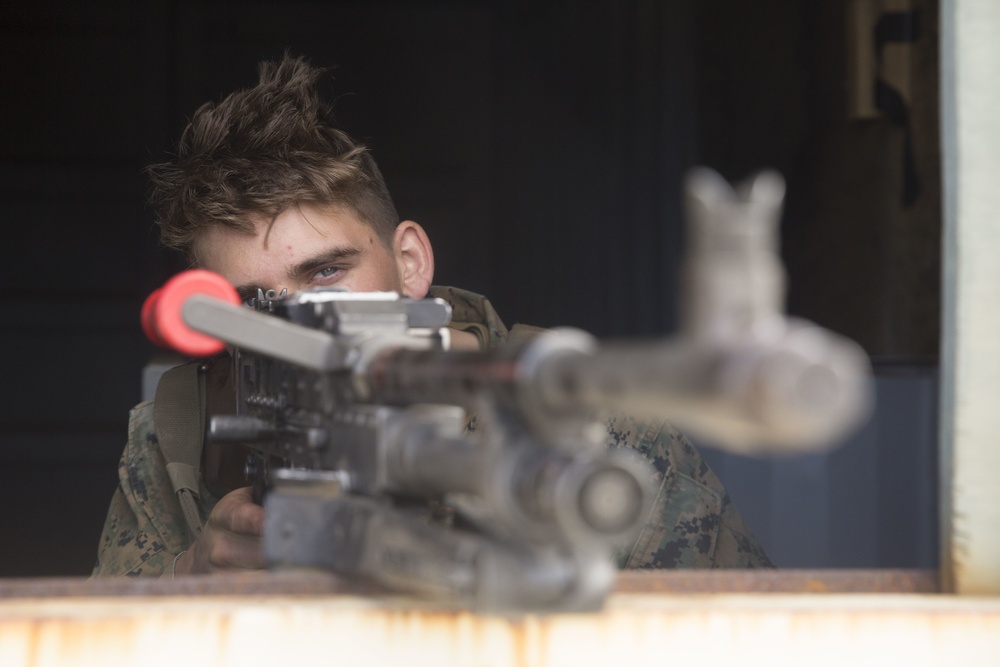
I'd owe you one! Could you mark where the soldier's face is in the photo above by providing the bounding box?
[192,203,405,302]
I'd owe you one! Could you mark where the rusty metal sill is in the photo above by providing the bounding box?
[0,568,938,600]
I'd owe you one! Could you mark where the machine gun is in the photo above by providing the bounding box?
[143,275,657,611]
[141,167,873,611]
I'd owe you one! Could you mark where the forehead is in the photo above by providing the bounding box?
[191,204,386,283]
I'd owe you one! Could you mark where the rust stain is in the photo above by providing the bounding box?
[802,580,831,593]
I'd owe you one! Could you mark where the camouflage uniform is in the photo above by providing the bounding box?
[92,286,771,576]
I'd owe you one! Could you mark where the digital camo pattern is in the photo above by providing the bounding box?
[92,286,771,576]
[92,401,219,577]
[609,414,772,568]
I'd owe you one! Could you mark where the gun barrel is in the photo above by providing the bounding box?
[172,272,870,455]
[170,276,871,452]
[535,333,873,452]
[366,326,872,453]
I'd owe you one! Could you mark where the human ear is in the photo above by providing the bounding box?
[392,220,434,299]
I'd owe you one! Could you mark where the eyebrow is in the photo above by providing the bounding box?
[234,245,364,302]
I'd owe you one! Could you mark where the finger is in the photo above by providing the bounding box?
[228,498,265,536]
[205,531,266,571]
[214,487,265,536]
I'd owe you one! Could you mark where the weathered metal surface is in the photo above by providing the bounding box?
[0,571,369,599]
[0,569,938,599]
[613,569,939,593]
[0,587,997,667]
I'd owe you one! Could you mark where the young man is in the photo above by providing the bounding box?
[92,54,771,577]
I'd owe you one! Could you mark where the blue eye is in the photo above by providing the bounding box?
[312,266,345,283]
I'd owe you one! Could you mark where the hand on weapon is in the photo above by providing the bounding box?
[173,487,266,575]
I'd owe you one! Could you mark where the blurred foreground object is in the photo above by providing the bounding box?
[526,167,873,454]
[144,273,654,612]
[672,167,874,452]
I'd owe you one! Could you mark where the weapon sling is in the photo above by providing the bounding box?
[153,361,208,538]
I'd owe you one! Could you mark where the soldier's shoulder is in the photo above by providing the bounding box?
[606,413,713,482]
[608,413,773,569]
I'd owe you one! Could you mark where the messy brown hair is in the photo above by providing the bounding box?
[147,54,399,260]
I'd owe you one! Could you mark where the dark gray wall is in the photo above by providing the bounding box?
[1,0,939,575]
[701,362,938,569]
